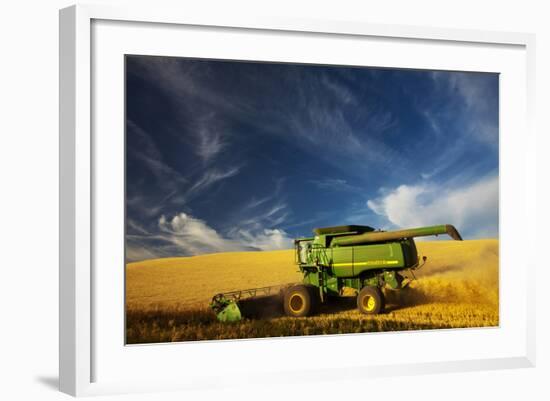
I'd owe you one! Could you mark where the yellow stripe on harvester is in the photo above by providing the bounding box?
[332,260,400,267]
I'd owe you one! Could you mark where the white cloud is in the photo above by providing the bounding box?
[158,213,241,255]
[230,228,293,252]
[124,212,294,261]
[367,175,499,239]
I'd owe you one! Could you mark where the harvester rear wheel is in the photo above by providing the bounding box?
[357,286,385,315]
[284,285,314,317]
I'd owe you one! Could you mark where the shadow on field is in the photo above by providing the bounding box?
[239,288,432,318]
[317,288,434,314]
[238,295,285,319]
[317,296,356,314]
[240,294,369,317]
[383,287,432,310]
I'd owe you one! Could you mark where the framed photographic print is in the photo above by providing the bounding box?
[124,55,497,342]
[59,4,536,397]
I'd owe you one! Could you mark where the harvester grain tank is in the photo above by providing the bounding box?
[210,224,462,321]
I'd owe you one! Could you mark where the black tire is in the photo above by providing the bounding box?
[284,285,314,317]
[357,286,385,315]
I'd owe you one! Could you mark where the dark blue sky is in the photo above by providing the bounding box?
[125,55,499,262]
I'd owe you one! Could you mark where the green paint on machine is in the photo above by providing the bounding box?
[210,224,463,321]
[216,302,242,322]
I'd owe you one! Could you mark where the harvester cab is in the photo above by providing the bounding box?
[210,224,462,322]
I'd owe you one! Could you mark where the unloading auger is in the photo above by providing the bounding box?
[210,224,462,322]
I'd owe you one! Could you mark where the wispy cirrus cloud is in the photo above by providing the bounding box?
[228,200,290,236]
[126,118,242,219]
[127,218,151,235]
[196,125,226,163]
[401,71,499,182]
[244,195,272,210]
[187,167,241,196]
[127,120,188,187]
[309,178,360,193]
[218,178,289,230]
[128,57,249,162]
[283,93,398,171]
[130,56,254,117]
[171,166,242,205]
[131,57,402,180]
[127,164,242,221]
[189,112,229,164]
[321,73,356,104]
[429,71,499,145]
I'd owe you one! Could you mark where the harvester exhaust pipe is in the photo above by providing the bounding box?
[330,224,462,247]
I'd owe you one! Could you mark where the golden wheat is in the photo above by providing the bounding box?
[126,239,499,343]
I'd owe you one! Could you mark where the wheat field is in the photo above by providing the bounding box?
[126,239,499,343]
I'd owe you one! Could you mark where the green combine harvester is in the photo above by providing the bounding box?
[210,224,462,322]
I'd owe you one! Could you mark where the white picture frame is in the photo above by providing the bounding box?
[59,4,536,397]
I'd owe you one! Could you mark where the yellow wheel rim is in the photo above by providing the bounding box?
[363,295,376,312]
[289,294,305,313]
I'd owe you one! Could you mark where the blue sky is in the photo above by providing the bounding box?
[125,55,499,262]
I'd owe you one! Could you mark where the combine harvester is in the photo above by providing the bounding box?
[210,224,462,322]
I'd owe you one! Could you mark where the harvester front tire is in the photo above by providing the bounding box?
[284,285,313,317]
[357,286,385,315]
